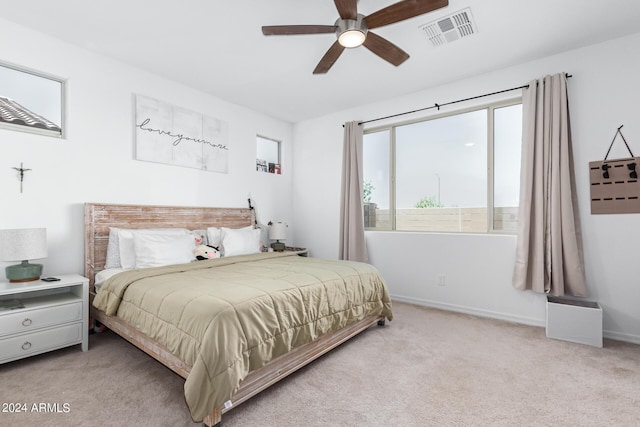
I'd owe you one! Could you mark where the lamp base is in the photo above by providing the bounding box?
[6,261,43,283]
[271,241,285,252]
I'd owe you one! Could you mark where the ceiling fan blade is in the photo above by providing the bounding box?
[334,0,358,20]
[262,25,337,36]
[364,0,449,29]
[313,41,346,74]
[362,31,410,66]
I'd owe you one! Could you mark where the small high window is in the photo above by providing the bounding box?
[256,135,281,174]
[0,62,65,138]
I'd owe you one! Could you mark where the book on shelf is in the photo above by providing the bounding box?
[256,159,268,172]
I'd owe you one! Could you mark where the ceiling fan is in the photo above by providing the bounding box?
[262,0,449,74]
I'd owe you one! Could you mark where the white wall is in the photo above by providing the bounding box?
[293,32,640,344]
[0,18,294,277]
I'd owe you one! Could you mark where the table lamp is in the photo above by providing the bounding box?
[0,228,48,283]
[268,221,287,252]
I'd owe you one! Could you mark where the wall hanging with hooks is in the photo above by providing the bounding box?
[589,125,640,214]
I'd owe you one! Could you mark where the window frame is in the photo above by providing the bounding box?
[256,134,282,174]
[363,97,522,234]
[0,61,66,139]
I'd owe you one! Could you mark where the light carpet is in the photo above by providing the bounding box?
[1,302,639,427]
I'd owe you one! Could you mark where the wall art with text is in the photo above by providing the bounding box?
[135,95,229,173]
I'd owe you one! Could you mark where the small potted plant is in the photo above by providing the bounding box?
[363,180,376,228]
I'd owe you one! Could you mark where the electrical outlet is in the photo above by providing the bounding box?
[437,274,446,286]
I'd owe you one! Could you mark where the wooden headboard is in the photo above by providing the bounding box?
[84,203,254,286]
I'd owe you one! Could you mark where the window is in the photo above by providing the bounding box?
[363,100,522,233]
[256,135,281,174]
[363,130,391,228]
[0,62,65,138]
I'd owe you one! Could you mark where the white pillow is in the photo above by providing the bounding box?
[133,233,195,269]
[206,225,252,249]
[221,227,261,257]
[118,228,189,269]
[94,268,127,290]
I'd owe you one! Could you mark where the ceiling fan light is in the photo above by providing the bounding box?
[336,15,368,48]
[338,29,366,48]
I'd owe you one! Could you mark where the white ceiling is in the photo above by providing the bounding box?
[2,0,640,123]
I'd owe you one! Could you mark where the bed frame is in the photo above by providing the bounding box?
[85,203,384,426]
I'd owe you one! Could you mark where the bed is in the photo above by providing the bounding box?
[85,203,392,426]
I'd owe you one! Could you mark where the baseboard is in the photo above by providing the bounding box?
[603,329,640,345]
[390,294,545,328]
[391,294,640,346]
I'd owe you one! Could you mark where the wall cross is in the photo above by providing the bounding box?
[12,162,32,193]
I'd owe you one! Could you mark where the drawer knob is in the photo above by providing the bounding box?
[21,341,32,350]
[22,318,32,327]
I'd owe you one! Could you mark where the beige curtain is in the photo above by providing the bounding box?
[339,121,368,262]
[513,73,587,296]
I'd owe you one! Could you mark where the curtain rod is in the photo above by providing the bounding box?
[358,73,572,126]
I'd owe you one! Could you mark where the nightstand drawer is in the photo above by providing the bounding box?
[0,301,83,337]
[0,322,83,362]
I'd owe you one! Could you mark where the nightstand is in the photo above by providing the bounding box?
[284,246,308,257]
[0,274,89,364]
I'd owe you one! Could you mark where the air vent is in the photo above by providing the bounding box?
[418,7,477,47]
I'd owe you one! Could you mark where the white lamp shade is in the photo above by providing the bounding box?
[0,228,48,261]
[268,222,287,241]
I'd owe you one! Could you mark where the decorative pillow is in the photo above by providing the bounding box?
[133,233,195,269]
[191,229,208,246]
[221,227,261,257]
[105,227,123,269]
[256,223,268,251]
[205,227,222,248]
[118,228,190,269]
[206,225,252,249]
[194,244,221,260]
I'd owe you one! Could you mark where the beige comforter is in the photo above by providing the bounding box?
[93,252,392,421]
